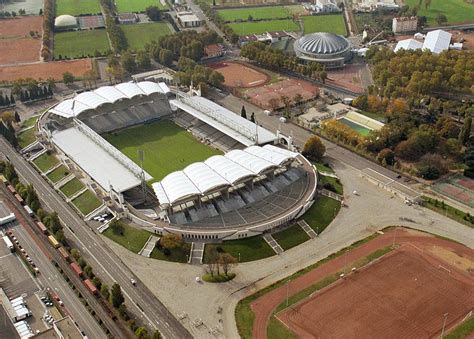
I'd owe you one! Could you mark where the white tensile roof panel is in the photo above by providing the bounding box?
[244,145,295,166]
[50,99,92,118]
[183,162,230,194]
[152,182,170,206]
[115,82,145,98]
[225,149,275,174]
[137,81,165,95]
[94,86,128,103]
[158,82,170,94]
[394,38,423,52]
[75,91,110,109]
[204,155,255,184]
[51,127,148,193]
[423,29,451,54]
[160,171,200,204]
[263,144,298,158]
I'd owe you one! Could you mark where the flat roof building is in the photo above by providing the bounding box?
[176,11,202,28]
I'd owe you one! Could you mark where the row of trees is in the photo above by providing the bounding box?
[241,42,328,83]
[0,8,27,17]
[205,247,237,277]
[175,56,224,94]
[0,92,15,108]
[0,120,17,148]
[18,85,53,102]
[41,0,54,60]
[196,1,239,43]
[100,0,128,52]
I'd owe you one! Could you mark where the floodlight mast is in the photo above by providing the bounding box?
[138,149,146,200]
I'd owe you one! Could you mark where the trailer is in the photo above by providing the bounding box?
[7,185,15,194]
[70,262,84,278]
[58,247,70,262]
[36,222,48,234]
[14,194,24,204]
[2,236,14,252]
[83,279,98,295]
[48,235,60,249]
[24,205,34,216]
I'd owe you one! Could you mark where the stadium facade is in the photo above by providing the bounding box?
[39,81,318,241]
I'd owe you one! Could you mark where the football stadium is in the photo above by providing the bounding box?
[39,81,318,240]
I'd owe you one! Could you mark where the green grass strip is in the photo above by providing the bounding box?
[422,196,473,228]
[71,190,101,215]
[272,225,310,251]
[46,165,70,183]
[103,220,151,253]
[60,178,84,197]
[33,153,58,172]
[17,128,36,149]
[445,316,474,339]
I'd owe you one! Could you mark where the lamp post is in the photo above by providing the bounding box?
[286,280,290,307]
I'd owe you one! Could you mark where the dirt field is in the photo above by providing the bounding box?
[277,247,473,338]
[243,78,319,110]
[326,63,365,93]
[0,16,43,65]
[0,59,93,82]
[251,228,474,339]
[210,62,270,88]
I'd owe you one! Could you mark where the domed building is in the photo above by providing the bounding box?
[54,15,78,31]
[294,32,352,69]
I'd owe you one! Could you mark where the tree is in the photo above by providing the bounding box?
[121,52,137,74]
[62,72,74,86]
[70,248,80,260]
[280,95,292,118]
[101,284,110,300]
[302,136,325,161]
[435,13,447,26]
[268,98,280,112]
[84,265,93,278]
[159,49,173,66]
[92,276,102,289]
[464,141,474,178]
[110,283,124,308]
[110,221,124,236]
[417,153,448,180]
[135,327,148,339]
[293,93,303,107]
[459,116,472,145]
[376,148,395,166]
[136,50,151,70]
[1,111,14,124]
[240,105,247,119]
[145,6,161,21]
[152,330,163,339]
[250,112,255,123]
[160,233,183,250]
[218,253,237,276]
[78,257,87,269]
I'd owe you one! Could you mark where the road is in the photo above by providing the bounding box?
[0,138,192,339]
[0,192,105,338]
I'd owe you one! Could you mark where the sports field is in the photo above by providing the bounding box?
[104,119,222,182]
[229,19,298,35]
[115,0,167,13]
[121,23,172,51]
[338,117,371,136]
[56,0,101,15]
[405,0,474,25]
[218,6,291,21]
[54,30,110,59]
[210,62,270,88]
[303,14,347,35]
[431,174,474,208]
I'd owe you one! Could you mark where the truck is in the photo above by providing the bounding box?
[70,262,84,278]
[7,185,15,194]
[58,247,70,262]
[48,235,60,249]
[23,205,34,216]
[14,194,24,204]
[2,236,14,252]
[36,222,48,234]
[83,279,98,295]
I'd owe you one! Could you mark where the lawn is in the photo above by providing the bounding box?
[422,196,473,228]
[405,0,474,25]
[218,6,290,21]
[303,196,341,233]
[445,316,474,339]
[103,220,151,253]
[56,0,101,15]
[121,23,172,52]
[71,190,102,215]
[320,174,343,195]
[358,110,385,122]
[272,225,310,251]
[115,0,167,13]
[54,30,111,59]
[312,161,334,174]
[46,165,70,183]
[104,119,222,182]
[229,19,299,35]
[203,236,274,263]
[59,177,84,197]
[17,128,36,149]
[150,245,190,263]
[33,153,58,172]
[21,115,39,128]
[302,14,347,35]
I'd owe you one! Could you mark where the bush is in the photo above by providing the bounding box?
[302,136,326,161]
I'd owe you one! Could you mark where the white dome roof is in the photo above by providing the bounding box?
[295,32,350,55]
[54,15,77,27]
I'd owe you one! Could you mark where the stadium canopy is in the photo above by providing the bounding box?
[152,145,297,207]
[49,81,170,118]
[169,95,277,146]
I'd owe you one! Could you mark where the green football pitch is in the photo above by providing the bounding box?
[404,0,474,25]
[302,14,347,36]
[114,0,167,13]
[56,0,101,15]
[104,119,222,182]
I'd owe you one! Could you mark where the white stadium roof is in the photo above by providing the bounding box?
[152,145,297,206]
[423,29,452,54]
[49,81,170,118]
[52,126,152,193]
[169,95,277,146]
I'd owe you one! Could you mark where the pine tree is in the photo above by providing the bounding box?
[110,283,124,308]
[240,105,247,119]
[250,112,255,123]
[0,95,4,107]
[14,112,20,123]
[47,84,53,96]
[10,93,15,104]
[5,95,10,106]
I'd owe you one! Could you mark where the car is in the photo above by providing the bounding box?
[130,278,136,286]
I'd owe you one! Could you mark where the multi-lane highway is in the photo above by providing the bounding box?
[0,138,192,339]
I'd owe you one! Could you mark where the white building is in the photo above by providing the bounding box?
[315,0,340,13]
[394,29,452,54]
[176,11,202,28]
[355,0,399,12]
[392,16,418,33]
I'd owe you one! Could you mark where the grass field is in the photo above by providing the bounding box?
[103,220,151,253]
[33,153,58,172]
[320,174,343,195]
[56,0,101,15]
[229,19,299,35]
[218,6,291,21]
[17,128,36,149]
[422,196,473,228]
[104,119,221,182]
[405,0,474,25]
[121,23,172,51]
[303,14,347,35]
[21,115,39,128]
[115,0,167,13]
[150,245,190,263]
[204,236,274,263]
[272,225,310,251]
[72,190,102,215]
[60,178,84,197]
[54,30,110,59]
[303,196,341,233]
[46,165,69,183]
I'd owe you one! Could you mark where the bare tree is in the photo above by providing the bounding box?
[218,253,237,276]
